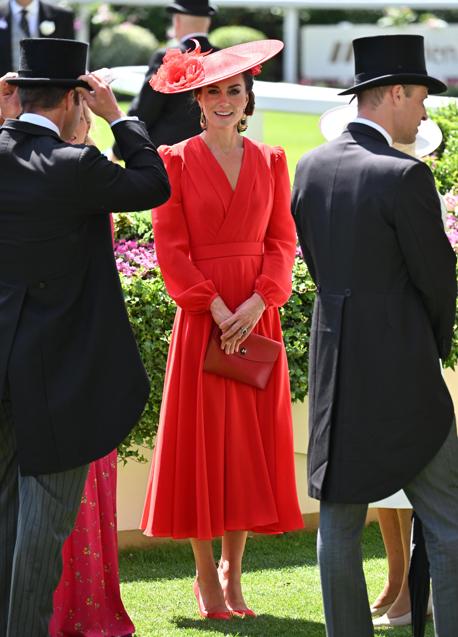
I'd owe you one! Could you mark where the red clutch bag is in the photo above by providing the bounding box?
[203,325,281,390]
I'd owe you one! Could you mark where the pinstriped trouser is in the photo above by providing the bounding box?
[0,397,88,637]
[318,422,458,637]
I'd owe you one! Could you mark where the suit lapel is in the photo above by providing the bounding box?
[0,1,13,75]
[38,1,53,38]
[38,0,46,36]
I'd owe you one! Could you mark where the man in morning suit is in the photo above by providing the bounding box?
[112,0,217,159]
[0,0,74,76]
[0,38,170,637]
[292,35,458,637]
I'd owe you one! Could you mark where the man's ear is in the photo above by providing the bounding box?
[390,84,404,105]
[64,89,74,111]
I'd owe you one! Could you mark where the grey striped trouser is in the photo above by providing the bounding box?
[318,422,458,637]
[0,397,88,637]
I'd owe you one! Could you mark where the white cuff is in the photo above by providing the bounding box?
[110,116,139,127]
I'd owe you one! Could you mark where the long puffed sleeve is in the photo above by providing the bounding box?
[152,146,219,313]
[254,147,297,307]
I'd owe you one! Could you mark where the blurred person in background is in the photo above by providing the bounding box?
[0,0,75,76]
[112,0,217,159]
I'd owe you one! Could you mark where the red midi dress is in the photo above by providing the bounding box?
[141,135,303,540]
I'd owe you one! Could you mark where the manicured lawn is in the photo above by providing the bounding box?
[262,111,325,179]
[91,106,323,182]
[119,523,434,637]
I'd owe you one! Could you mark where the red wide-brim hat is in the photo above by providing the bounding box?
[150,39,284,94]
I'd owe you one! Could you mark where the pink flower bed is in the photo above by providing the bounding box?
[114,240,158,278]
[444,191,458,252]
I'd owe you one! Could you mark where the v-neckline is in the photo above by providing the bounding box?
[197,135,247,194]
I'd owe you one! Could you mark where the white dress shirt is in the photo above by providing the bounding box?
[19,112,60,135]
[18,112,137,138]
[10,0,40,37]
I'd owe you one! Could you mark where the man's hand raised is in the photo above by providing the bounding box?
[77,72,124,124]
[0,73,20,121]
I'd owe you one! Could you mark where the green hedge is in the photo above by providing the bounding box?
[209,25,267,49]
[427,102,458,194]
[90,23,158,69]
[117,270,175,461]
[428,103,458,369]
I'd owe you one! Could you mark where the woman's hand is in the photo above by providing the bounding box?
[219,293,266,354]
[210,295,233,330]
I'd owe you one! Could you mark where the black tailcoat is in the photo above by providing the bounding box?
[0,0,75,76]
[0,118,170,475]
[292,123,456,503]
[113,35,217,157]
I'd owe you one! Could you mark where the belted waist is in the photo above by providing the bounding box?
[191,242,264,261]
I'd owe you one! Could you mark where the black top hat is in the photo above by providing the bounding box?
[7,39,90,89]
[339,35,447,96]
[167,0,217,17]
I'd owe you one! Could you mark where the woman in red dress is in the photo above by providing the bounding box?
[49,103,134,637]
[141,40,303,619]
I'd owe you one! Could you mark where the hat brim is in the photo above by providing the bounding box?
[6,77,91,90]
[320,103,443,158]
[339,73,447,96]
[166,2,216,15]
[153,39,283,94]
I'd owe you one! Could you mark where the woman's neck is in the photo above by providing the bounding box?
[201,127,242,155]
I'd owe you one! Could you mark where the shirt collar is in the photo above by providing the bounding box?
[10,0,39,17]
[19,113,61,136]
[351,117,393,146]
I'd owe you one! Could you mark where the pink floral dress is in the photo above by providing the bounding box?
[49,450,134,637]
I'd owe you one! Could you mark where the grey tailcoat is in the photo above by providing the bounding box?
[292,123,456,503]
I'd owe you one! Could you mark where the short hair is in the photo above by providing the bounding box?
[357,83,415,108]
[357,85,391,108]
[18,86,79,111]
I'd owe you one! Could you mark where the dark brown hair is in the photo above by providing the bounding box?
[357,83,414,108]
[18,86,80,111]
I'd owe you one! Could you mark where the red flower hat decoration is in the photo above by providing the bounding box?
[148,39,284,94]
[249,64,262,76]
[150,40,207,92]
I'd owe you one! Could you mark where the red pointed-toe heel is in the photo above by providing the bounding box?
[193,580,232,620]
[229,607,257,618]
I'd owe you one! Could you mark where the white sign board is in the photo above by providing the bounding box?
[301,25,458,86]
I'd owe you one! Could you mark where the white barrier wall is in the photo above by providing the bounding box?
[301,24,458,85]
